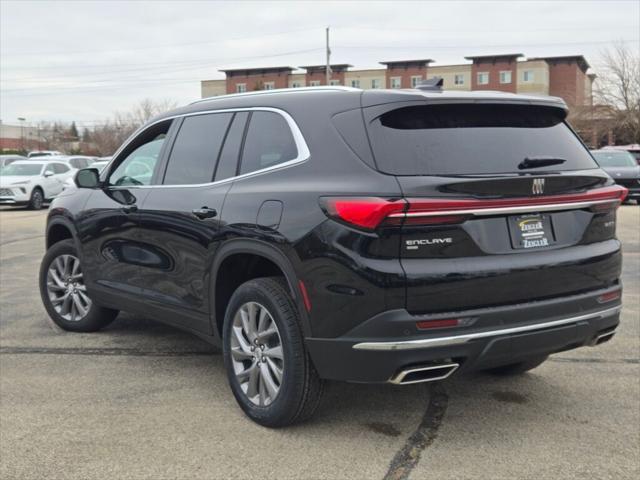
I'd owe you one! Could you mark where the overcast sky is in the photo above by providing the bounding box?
[1,0,638,127]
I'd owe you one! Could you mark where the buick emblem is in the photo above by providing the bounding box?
[532,178,545,195]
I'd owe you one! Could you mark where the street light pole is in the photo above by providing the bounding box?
[325,27,331,86]
[17,117,26,152]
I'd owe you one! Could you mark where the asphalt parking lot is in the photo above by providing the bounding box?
[0,205,638,480]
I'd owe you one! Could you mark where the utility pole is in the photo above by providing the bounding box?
[325,26,331,86]
[18,117,26,152]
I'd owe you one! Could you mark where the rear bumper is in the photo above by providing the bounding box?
[306,285,622,383]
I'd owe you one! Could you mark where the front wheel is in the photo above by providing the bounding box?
[222,277,324,427]
[27,188,44,210]
[39,239,119,332]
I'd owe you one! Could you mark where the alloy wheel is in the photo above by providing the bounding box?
[32,190,43,209]
[230,301,284,406]
[46,254,92,322]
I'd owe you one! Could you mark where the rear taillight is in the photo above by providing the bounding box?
[320,185,628,231]
[320,197,407,230]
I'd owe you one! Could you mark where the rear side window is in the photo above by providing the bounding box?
[164,113,233,185]
[239,111,298,175]
[366,104,598,175]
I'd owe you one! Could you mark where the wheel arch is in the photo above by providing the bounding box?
[46,217,80,252]
[210,239,311,339]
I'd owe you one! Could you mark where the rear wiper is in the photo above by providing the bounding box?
[518,156,567,170]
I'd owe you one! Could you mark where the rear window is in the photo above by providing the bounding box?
[366,104,598,175]
[591,151,637,167]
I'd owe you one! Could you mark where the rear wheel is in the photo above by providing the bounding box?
[27,187,44,210]
[222,277,323,427]
[39,239,118,332]
[485,355,549,375]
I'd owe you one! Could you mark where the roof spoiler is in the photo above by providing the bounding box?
[415,77,443,91]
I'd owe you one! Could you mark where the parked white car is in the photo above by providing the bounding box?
[27,150,62,158]
[0,160,75,209]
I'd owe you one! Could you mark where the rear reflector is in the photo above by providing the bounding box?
[320,185,628,231]
[597,290,621,304]
[416,318,460,330]
[298,280,312,312]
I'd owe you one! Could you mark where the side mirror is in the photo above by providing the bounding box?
[43,170,54,177]
[75,168,101,189]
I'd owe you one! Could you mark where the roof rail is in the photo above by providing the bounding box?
[415,77,444,91]
[191,86,360,105]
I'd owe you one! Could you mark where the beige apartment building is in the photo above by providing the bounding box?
[201,54,594,108]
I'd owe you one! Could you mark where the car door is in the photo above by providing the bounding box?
[135,111,247,334]
[41,162,64,197]
[77,119,175,304]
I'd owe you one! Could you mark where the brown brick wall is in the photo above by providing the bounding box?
[385,66,428,88]
[470,59,518,93]
[547,61,587,107]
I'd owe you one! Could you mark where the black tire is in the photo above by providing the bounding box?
[222,277,324,428]
[27,187,44,210]
[39,239,119,332]
[485,355,549,375]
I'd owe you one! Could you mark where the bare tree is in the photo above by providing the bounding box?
[593,42,640,143]
[90,98,177,155]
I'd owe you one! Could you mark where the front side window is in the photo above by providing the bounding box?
[500,71,512,84]
[454,74,465,85]
[163,113,233,185]
[52,163,70,174]
[477,72,489,85]
[390,77,402,89]
[108,121,171,186]
[239,111,298,175]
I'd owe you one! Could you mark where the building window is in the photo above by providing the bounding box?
[523,70,534,83]
[351,79,360,88]
[236,83,247,93]
[291,81,302,88]
[477,72,489,85]
[371,78,381,89]
[263,82,275,90]
[454,74,465,85]
[310,80,321,87]
[499,71,512,84]
[390,77,402,89]
[411,75,422,87]
[330,79,340,86]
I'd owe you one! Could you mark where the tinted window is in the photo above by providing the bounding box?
[239,111,297,175]
[215,112,249,181]
[591,151,637,167]
[52,163,70,174]
[69,158,82,169]
[109,121,171,186]
[164,113,233,185]
[366,104,598,175]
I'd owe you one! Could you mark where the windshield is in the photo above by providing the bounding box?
[366,104,598,175]
[592,151,637,167]
[1,163,43,176]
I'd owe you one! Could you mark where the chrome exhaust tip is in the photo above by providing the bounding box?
[389,362,459,385]
[590,330,616,346]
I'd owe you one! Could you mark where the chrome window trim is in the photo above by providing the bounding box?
[104,107,310,189]
[352,305,621,351]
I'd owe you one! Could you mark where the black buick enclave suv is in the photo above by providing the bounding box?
[39,84,627,427]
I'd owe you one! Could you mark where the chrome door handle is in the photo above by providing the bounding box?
[192,207,217,219]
